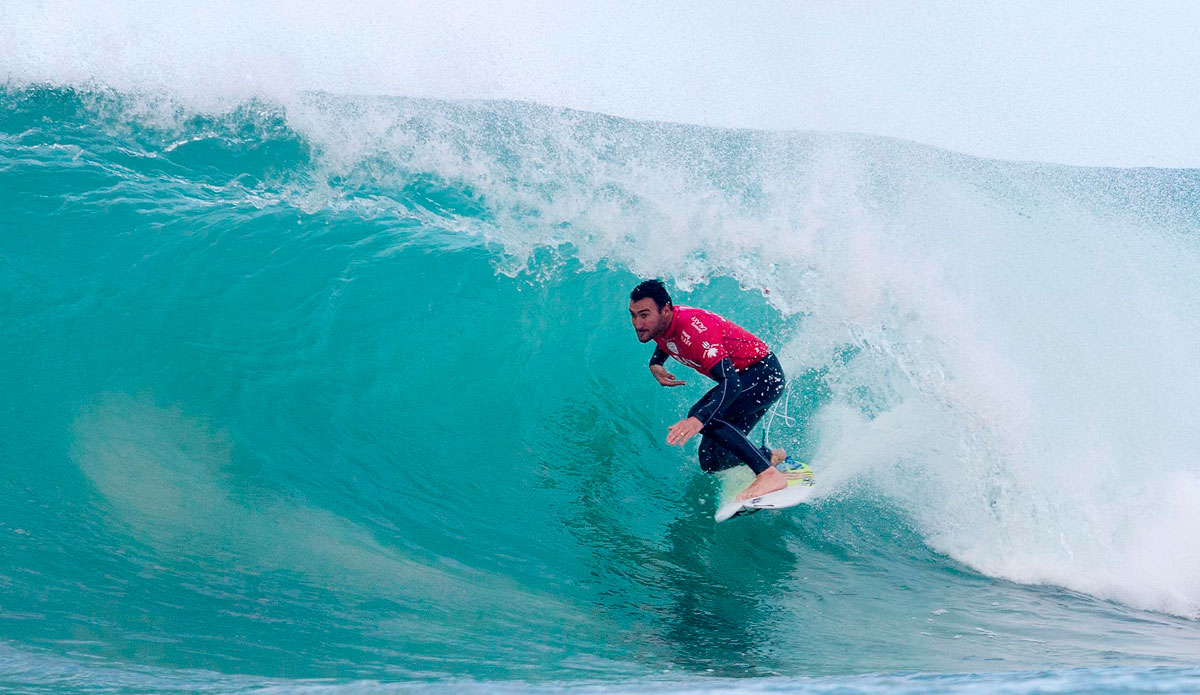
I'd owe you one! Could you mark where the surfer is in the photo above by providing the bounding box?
[629,279,789,501]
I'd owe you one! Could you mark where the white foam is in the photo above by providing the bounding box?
[3,1,1199,165]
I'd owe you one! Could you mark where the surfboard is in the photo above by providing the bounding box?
[714,457,816,522]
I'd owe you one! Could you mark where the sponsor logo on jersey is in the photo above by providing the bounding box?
[690,316,708,333]
[679,331,692,346]
[666,341,679,354]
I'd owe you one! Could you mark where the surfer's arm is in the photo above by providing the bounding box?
[687,357,741,426]
[649,347,685,387]
[668,359,739,445]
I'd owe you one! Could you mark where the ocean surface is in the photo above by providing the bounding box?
[2,85,1200,694]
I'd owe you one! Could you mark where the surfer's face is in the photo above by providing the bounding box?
[629,298,671,343]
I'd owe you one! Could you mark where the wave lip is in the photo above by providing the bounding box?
[4,2,1200,166]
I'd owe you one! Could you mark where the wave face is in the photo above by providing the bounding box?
[2,86,1200,692]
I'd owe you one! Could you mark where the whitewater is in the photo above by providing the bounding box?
[4,7,1200,694]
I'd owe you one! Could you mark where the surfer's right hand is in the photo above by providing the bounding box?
[649,364,685,387]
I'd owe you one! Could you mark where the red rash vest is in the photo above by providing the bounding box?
[654,306,770,379]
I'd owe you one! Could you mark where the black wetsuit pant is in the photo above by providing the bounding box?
[691,353,786,475]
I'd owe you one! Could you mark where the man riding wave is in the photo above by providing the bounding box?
[628,279,790,501]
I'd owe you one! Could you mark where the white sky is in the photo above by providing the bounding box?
[3,1,1198,167]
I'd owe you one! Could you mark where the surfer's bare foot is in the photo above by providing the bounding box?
[770,449,786,467]
[736,467,788,501]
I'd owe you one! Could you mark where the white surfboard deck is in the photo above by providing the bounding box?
[714,457,816,522]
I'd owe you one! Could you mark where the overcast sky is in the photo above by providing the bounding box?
[3,1,1198,167]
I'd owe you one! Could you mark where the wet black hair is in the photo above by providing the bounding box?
[630,279,672,310]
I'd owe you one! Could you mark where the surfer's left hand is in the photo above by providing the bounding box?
[666,417,704,446]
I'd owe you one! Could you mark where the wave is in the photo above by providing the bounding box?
[2,84,1200,683]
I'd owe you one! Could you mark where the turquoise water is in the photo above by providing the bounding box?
[3,86,1200,694]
